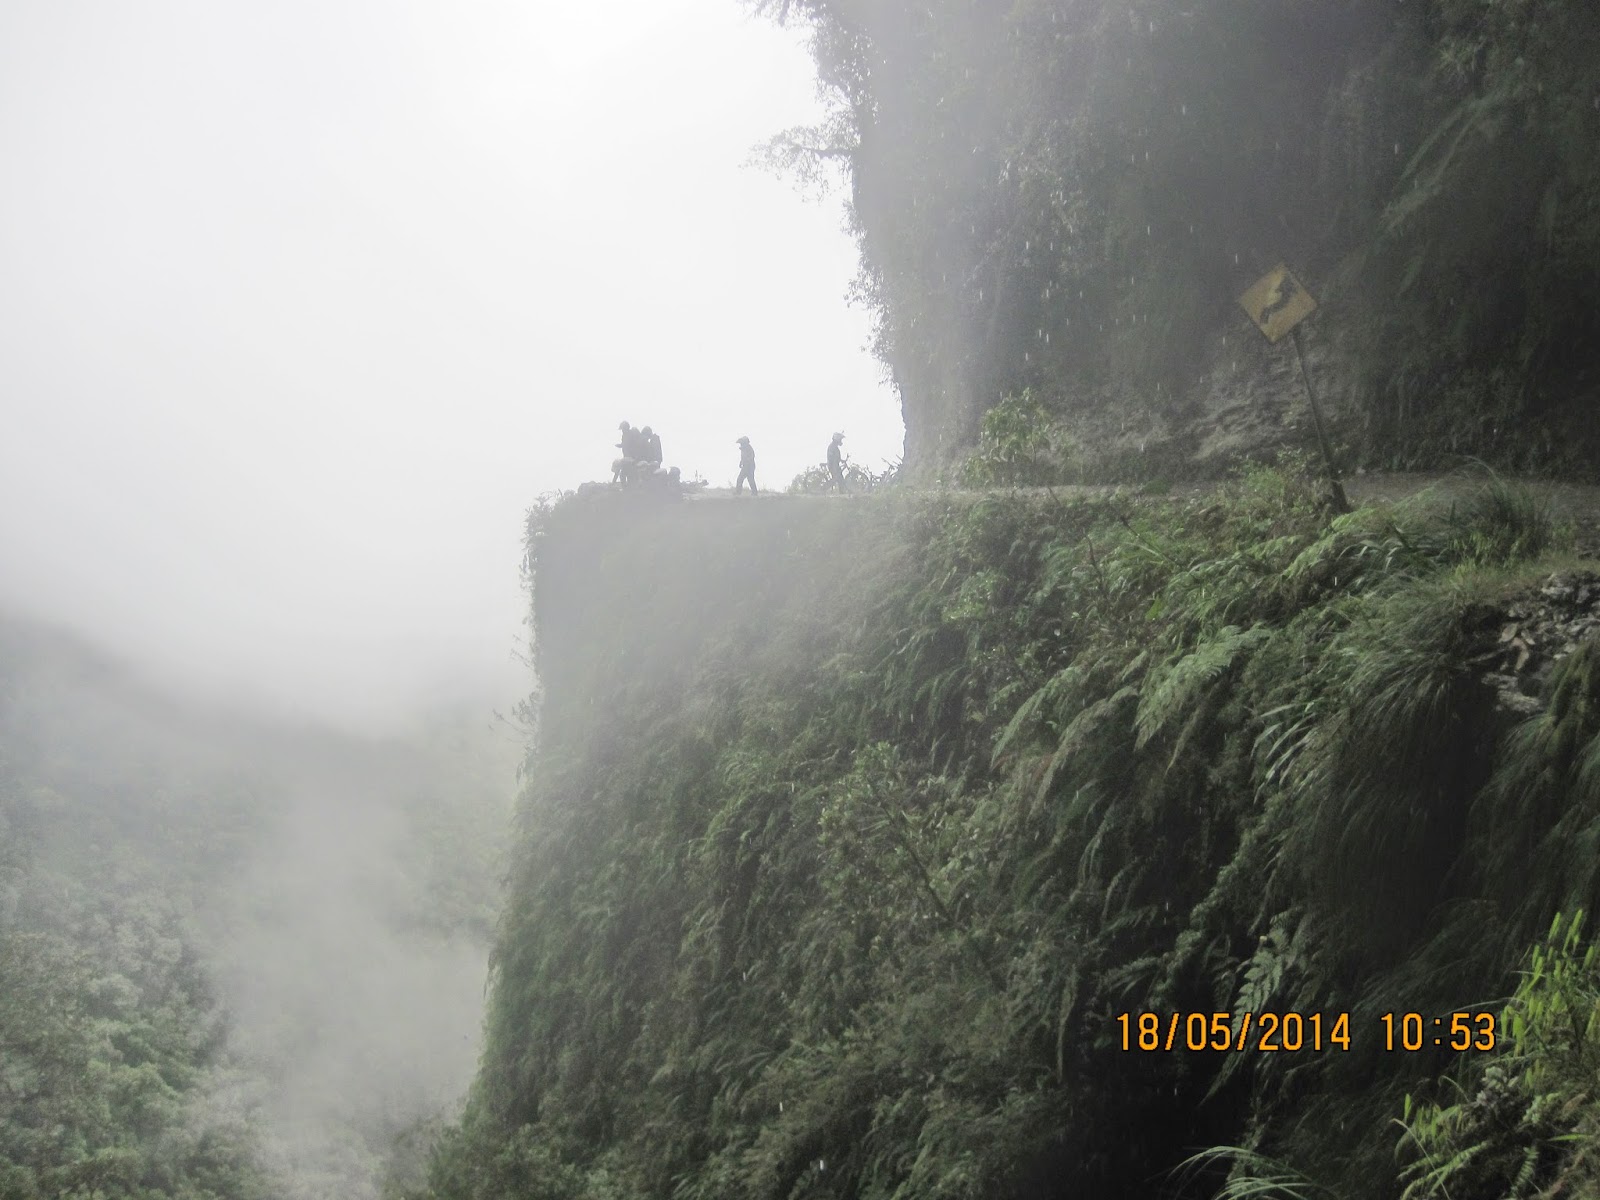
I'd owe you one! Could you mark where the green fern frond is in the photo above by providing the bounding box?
[1136,627,1271,750]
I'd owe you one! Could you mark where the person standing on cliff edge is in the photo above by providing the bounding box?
[735,436,757,495]
[827,432,846,492]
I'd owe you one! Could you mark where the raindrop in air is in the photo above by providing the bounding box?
[1045,331,1051,344]
[1394,142,1400,155]
[1182,103,1188,115]
[1234,253,1239,264]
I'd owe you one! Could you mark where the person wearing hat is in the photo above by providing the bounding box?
[735,436,757,495]
[614,419,633,483]
[615,420,653,485]
[617,420,647,461]
[827,431,846,493]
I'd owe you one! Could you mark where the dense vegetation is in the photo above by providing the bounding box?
[16,4,1600,1192]
[0,623,514,1199]
[754,0,1600,478]
[0,629,273,1199]
[415,463,1600,1198]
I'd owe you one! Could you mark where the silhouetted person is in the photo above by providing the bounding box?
[827,431,846,492]
[642,426,663,467]
[616,421,656,485]
[611,419,630,483]
[612,423,628,482]
[614,422,633,482]
[735,436,757,495]
[617,421,647,462]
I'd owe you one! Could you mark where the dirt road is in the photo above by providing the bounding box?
[684,471,1600,554]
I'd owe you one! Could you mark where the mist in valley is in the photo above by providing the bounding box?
[197,726,511,1197]
[0,618,519,1196]
[0,0,900,1192]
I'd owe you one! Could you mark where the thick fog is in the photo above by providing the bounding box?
[201,733,507,1198]
[0,0,903,732]
[0,618,522,1197]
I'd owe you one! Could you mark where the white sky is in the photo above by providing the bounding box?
[0,0,903,729]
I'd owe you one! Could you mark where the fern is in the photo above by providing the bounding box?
[1135,626,1271,750]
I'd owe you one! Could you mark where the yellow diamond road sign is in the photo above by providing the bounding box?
[1239,264,1317,343]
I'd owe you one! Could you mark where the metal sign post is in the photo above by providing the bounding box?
[1238,264,1350,513]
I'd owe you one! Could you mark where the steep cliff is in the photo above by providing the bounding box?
[754,0,1600,480]
[422,470,1600,1199]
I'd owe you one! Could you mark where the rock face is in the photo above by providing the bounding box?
[1045,317,1360,482]
[770,1,1600,482]
[1482,572,1600,717]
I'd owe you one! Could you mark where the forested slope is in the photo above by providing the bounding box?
[0,627,274,1198]
[754,0,1600,478]
[0,621,515,1199]
[421,469,1600,1198]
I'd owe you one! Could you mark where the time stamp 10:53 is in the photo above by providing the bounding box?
[1114,1011,1498,1053]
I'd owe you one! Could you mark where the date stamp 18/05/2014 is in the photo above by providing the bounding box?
[1114,1011,1498,1053]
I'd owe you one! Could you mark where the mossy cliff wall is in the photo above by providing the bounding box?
[763,0,1600,480]
[425,476,1600,1200]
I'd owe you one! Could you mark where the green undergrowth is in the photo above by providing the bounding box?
[1394,910,1600,1200]
[419,463,1599,1199]
[0,636,274,1200]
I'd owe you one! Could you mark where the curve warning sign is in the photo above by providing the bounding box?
[1239,265,1317,343]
